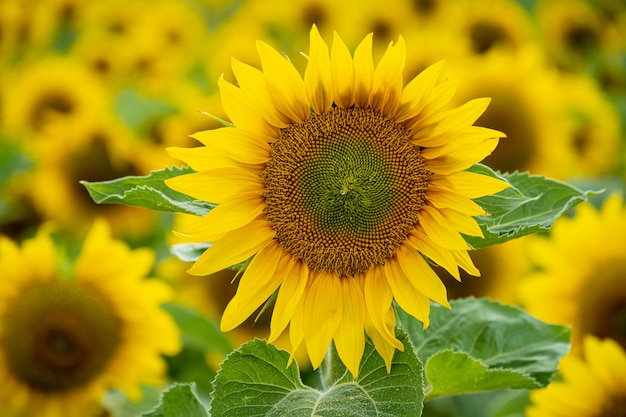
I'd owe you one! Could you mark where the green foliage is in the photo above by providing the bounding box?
[82,164,596,262]
[399,298,570,400]
[468,164,598,249]
[141,383,209,417]
[210,335,424,417]
[80,167,213,216]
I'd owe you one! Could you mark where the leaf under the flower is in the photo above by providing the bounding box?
[467,164,600,249]
[209,333,424,417]
[80,166,214,216]
[399,297,571,401]
[140,383,208,417]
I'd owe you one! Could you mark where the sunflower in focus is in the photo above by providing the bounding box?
[518,194,626,356]
[0,220,181,417]
[526,335,626,417]
[166,26,508,376]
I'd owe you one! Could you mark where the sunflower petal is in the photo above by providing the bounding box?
[334,277,366,377]
[305,25,332,114]
[269,259,308,342]
[218,76,278,138]
[384,259,431,328]
[429,171,510,198]
[417,205,469,250]
[221,240,285,331]
[187,219,275,276]
[396,244,450,308]
[230,58,291,128]
[165,168,263,204]
[257,40,309,123]
[353,33,374,108]
[330,31,355,108]
[370,36,405,116]
[407,229,460,280]
[363,267,404,350]
[303,271,343,369]
[396,60,446,122]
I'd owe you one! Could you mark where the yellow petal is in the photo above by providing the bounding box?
[404,79,458,132]
[188,219,275,276]
[269,259,308,342]
[426,186,487,216]
[384,259,431,328]
[231,57,291,128]
[178,193,265,240]
[451,249,480,276]
[303,271,343,369]
[353,33,374,108]
[330,31,355,108]
[396,60,446,122]
[370,36,405,116]
[166,146,263,172]
[304,25,332,114]
[334,277,366,377]
[363,267,404,350]
[406,229,460,280]
[288,294,306,367]
[428,171,510,199]
[221,240,285,331]
[396,244,450,308]
[423,138,500,175]
[218,76,278,138]
[165,168,263,204]
[439,208,484,238]
[257,40,309,123]
[364,310,399,373]
[417,205,469,250]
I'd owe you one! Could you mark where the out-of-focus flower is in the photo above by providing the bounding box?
[166,25,508,376]
[518,194,626,355]
[0,220,181,417]
[526,335,626,417]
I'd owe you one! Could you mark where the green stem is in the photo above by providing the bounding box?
[320,343,347,389]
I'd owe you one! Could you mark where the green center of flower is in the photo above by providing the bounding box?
[580,259,626,349]
[263,106,429,276]
[2,280,120,392]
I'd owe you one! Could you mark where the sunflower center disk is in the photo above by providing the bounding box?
[2,280,120,392]
[263,107,429,276]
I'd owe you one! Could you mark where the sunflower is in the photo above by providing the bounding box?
[526,335,626,417]
[166,26,508,376]
[518,194,626,356]
[0,220,181,417]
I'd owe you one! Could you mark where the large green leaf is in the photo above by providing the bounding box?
[80,167,213,216]
[141,383,209,417]
[210,333,423,417]
[467,164,598,248]
[399,298,570,401]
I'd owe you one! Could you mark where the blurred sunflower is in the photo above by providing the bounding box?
[1,56,109,138]
[0,220,181,417]
[518,194,626,356]
[446,48,571,177]
[526,335,626,417]
[166,26,508,376]
[449,0,538,56]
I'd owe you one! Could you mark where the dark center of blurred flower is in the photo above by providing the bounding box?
[2,280,120,392]
[469,22,512,54]
[602,395,626,417]
[30,92,75,130]
[475,92,535,172]
[412,0,437,15]
[263,106,429,277]
[565,23,598,54]
[580,259,626,350]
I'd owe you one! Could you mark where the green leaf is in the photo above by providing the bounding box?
[424,350,538,399]
[141,383,208,417]
[210,333,424,417]
[400,298,570,400]
[170,243,212,263]
[81,167,213,216]
[0,141,33,186]
[467,164,599,249]
[163,303,232,355]
[115,89,177,131]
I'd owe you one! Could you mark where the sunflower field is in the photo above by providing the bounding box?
[1,0,625,416]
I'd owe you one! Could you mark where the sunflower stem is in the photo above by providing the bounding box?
[320,343,347,389]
